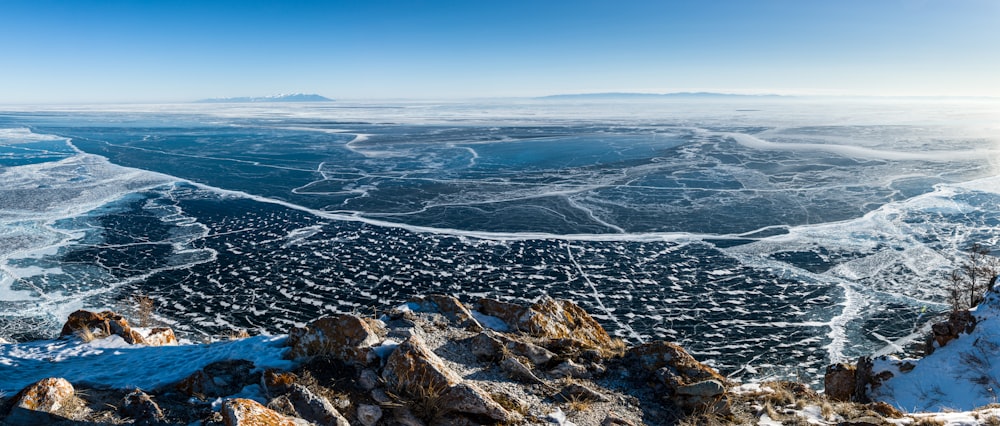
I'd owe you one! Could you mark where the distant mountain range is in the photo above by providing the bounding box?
[195,93,333,103]
[537,92,783,100]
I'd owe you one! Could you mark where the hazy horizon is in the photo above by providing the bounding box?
[2,0,998,104]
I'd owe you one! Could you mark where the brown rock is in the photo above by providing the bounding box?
[286,314,384,364]
[476,298,529,327]
[144,327,177,346]
[931,309,977,349]
[382,335,515,423]
[221,398,304,426]
[10,377,75,413]
[60,310,111,337]
[59,310,149,344]
[824,363,857,402]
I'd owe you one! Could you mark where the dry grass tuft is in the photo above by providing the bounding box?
[73,327,105,343]
[911,417,947,426]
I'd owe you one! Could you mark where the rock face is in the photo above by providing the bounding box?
[825,363,858,402]
[221,398,304,426]
[286,314,385,364]
[626,341,730,412]
[929,309,977,351]
[382,335,516,423]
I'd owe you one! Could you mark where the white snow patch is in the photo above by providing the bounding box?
[471,310,510,332]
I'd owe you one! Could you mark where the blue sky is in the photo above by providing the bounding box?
[1,0,998,103]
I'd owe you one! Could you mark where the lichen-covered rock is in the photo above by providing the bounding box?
[123,389,165,425]
[11,377,75,412]
[286,314,384,364]
[221,398,307,426]
[477,296,613,351]
[409,294,483,331]
[6,377,78,425]
[144,327,177,346]
[382,335,516,423]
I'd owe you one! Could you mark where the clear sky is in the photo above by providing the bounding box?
[1,0,998,103]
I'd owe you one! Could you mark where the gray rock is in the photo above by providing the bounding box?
[676,379,726,397]
[549,360,590,379]
[357,404,383,426]
[500,356,545,385]
[358,368,380,391]
[556,383,611,403]
[287,384,350,426]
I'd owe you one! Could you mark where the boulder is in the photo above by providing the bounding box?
[408,294,483,331]
[357,404,383,426]
[60,310,145,344]
[123,389,165,425]
[221,398,307,426]
[286,384,350,426]
[6,377,78,425]
[824,363,857,402]
[382,335,516,423]
[286,314,384,364]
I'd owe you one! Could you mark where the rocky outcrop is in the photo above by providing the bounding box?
[928,309,977,352]
[382,334,517,423]
[825,362,857,402]
[626,341,731,413]
[285,314,385,364]
[407,294,483,331]
[476,296,615,351]
[59,309,177,346]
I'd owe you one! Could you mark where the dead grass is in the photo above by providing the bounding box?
[73,327,106,343]
[911,417,947,426]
